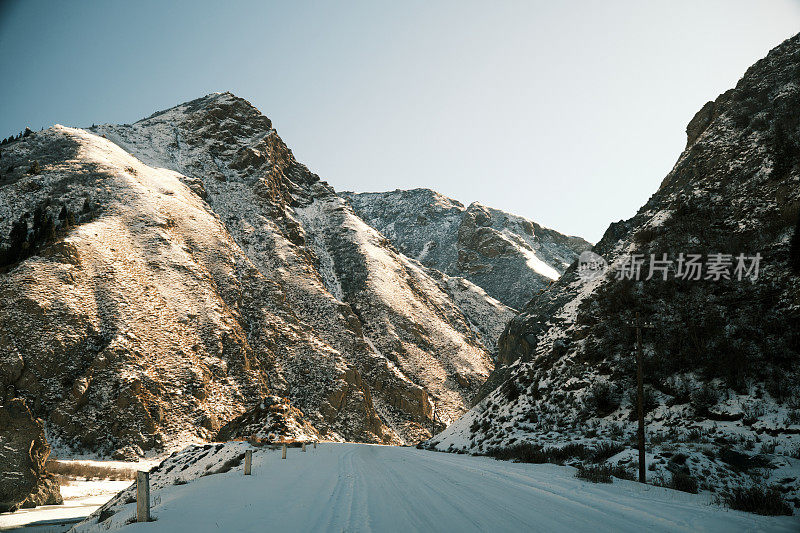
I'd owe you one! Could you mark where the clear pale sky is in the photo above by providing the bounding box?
[1,1,798,242]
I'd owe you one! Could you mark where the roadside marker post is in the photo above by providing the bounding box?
[282,443,287,459]
[136,471,150,522]
[244,449,252,475]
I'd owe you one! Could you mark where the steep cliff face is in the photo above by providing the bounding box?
[343,189,591,310]
[432,34,800,506]
[0,399,62,512]
[0,93,504,455]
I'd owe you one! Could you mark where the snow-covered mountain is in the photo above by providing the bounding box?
[343,189,591,310]
[0,93,519,467]
[431,34,800,509]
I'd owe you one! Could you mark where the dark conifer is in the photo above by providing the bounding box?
[42,215,56,242]
[1,220,28,266]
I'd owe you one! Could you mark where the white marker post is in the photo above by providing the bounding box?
[136,471,150,523]
[282,443,287,459]
[244,449,252,475]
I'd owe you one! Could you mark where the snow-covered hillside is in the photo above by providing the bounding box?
[72,443,798,532]
[429,33,800,513]
[343,189,591,310]
[89,93,503,441]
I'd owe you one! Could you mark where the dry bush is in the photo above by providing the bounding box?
[46,459,136,481]
[575,464,613,483]
[723,485,793,516]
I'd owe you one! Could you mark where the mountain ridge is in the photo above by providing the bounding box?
[342,188,591,310]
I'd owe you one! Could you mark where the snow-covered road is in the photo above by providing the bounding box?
[72,443,797,532]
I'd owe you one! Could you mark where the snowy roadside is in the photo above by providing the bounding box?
[71,442,798,532]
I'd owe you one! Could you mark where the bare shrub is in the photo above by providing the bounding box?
[723,485,792,516]
[668,471,698,494]
[590,442,625,463]
[46,460,136,481]
[575,464,613,483]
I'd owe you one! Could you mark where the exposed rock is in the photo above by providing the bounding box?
[215,396,322,443]
[0,398,62,513]
[685,100,715,147]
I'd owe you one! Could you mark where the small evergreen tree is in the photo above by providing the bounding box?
[32,205,45,229]
[27,160,41,175]
[1,220,28,266]
[31,205,48,245]
[41,215,56,242]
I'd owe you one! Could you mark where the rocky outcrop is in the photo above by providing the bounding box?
[215,396,321,443]
[343,189,591,310]
[685,100,716,147]
[0,399,62,513]
[432,33,800,506]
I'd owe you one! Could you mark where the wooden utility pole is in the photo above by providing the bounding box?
[136,471,150,522]
[627,312,654,483]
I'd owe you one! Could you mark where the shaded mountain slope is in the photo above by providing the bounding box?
[431,34,800,508]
